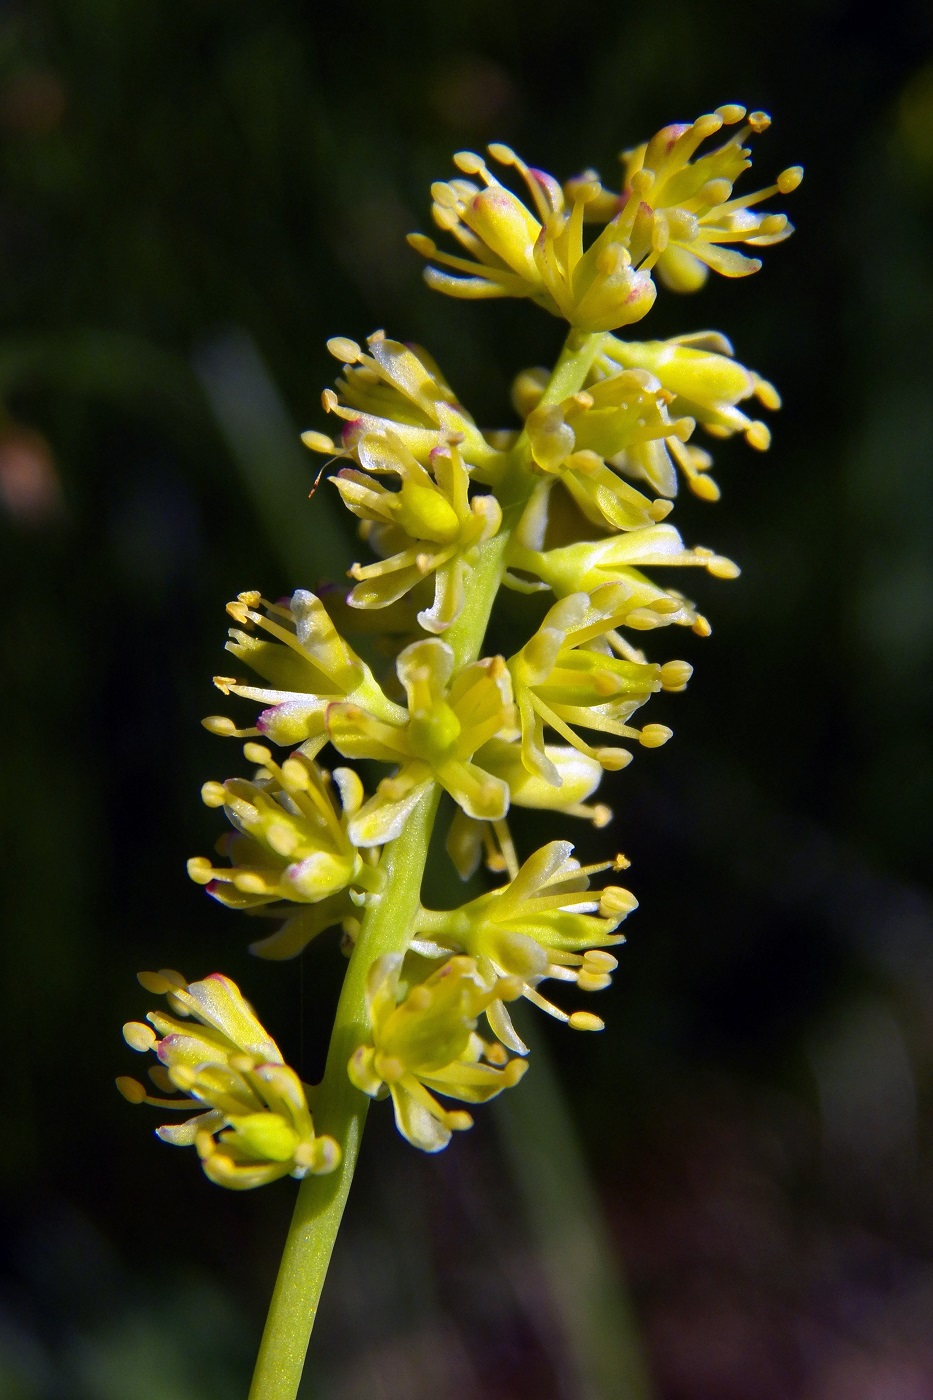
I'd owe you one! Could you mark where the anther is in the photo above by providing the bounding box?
[597,747,633,771]
[137,969,186,995]
[577,970,612,992]
[584,951,619,972]
[659,660,693,691]
[690,474,721,502]
[568,1011,605,1032]
[326,337,362,363]
[243,741,273,766]
[453,150,487,177]
[200,781,227,808]
[777,165,804,193]
[692,113,725,140]
[115,1076,148,1103]
[123,1022,157,1053]
[301,430,335,454]
[639,724,673,748]
[406,232,438,255]
[706,556,740,580]
[600,886,638,917]
[187,856,215,885]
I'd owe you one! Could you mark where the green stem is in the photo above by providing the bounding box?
[247,788,440,1400]
[536,328,608,410]
[248,327,603,1400]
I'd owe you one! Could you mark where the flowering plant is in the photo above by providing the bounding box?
[119,104,799,1399]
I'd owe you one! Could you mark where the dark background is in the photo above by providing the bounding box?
[3,1,933,1396]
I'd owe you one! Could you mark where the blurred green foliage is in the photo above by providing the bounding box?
[2,0,933,1395]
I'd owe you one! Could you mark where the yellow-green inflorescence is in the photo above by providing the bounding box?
[121,105,799,1192]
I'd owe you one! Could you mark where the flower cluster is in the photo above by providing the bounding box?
[303,331,505,481]
[412,841,638,1053]
[331,430,501,633]
[118,971,339,1188]
[507,585,692,781]
[187,742,382,960]
[348,954,527,1152]
[409,105,800,330]
[121,105,798,1186]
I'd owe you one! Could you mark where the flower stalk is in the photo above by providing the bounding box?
[247,328,605,1400]
[118,104,800,1400]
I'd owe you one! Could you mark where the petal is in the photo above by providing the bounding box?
[486,999,529,1055]
[348,771,433,847]
[326,703,407,763]
[201,1153,291,1190]
[437,759,510,822]
[223,1113,300,1163]
[348,1044,385,1098]
[365,952,404,1028]
[249,903,345,960]
[422,1055,528,1103]
[178,974,282,1063]
[389,1081,453,1153]
[155,1108,224,1147]
[507,840,575,903]
[685,241,761,277]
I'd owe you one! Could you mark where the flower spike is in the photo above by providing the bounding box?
[121,111,800,1394]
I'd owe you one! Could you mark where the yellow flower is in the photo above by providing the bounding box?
[522,369,690,530]
[331,429,501,633]
[347,953,527,1152]
[204,588,404,752]
[117,971,339,1189]
[187,743,381,960]
[508,585,692,782]
[596,331,781,498]
[444,739,614,881]
[571,105,802,293]
[409,144,657,332]
[326,637,514,841]
[475,739,611,823]
[507,518,737,632]
[413,841,637,1051]
[303,331,503,478]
